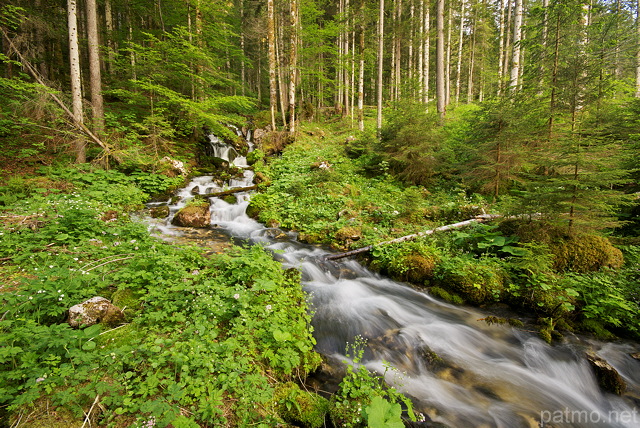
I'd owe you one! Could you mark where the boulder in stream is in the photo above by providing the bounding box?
[172,203,211,228]
[586,352,627,395]
[149,205,170,219]
[68,296,124,328]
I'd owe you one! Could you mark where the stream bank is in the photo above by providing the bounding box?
[144,132,640,427]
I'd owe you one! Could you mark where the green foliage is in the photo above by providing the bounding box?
[452,223,527,257]
[562,271,640,337]
[377,103,446,186]
[274,382,329,427]
[329,337,414,427]
[370,240,441,284]
[434,255,507,305]
[0,178,322,426]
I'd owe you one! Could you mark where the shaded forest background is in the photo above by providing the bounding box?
[1,0,639,231]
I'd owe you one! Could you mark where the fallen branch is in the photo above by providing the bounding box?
[1,28,111,155]
[81,394,100,428]
[325,214,502,261]
[202,185,258,198]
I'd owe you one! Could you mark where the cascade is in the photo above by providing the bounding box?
[145,135,640,428]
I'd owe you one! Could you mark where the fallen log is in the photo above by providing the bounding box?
[202,185,258,198]
[325,214,502,261]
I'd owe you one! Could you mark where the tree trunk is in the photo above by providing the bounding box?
[268,0,277,130]
[423,0,430,104]
[436,0,446,118]
[409,0,415,83]
[67,0,85,163]
[502,0,513,92]
[455,0,466,103]
[86,0,104,135]
[276,23,288,126]
[509,0,523,91]
[326,214,502,260]
[288,0,299,133]
[418,0,424,99]
[497,0,505,96]
[635,0,640,97]
[104,0,115,75]
[357,0,365,131]
[240,0,246,96]
[445,2,452,105]
[377,0,385,130]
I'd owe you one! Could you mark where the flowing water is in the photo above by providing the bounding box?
[144,136,640,428]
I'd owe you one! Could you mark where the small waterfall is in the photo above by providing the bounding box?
[145,135,640,428]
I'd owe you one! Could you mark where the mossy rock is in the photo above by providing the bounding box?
[245,202,261,219]
[497,219,567,245]
[222,194,237,204]
[401,253,438,283]
[552,234,624,272]
[334,226,362,244]
[298,232,324,244]
[274,382,329,428]
[586,353,627,395]
[429,286,465,305]
[171,204,211,228]
[149,205,170,219]
[436,258,506,305]
[579,319,616,340]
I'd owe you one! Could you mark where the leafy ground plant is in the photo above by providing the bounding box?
[0,178,321,427]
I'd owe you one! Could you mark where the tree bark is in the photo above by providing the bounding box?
[377,0,385,130]
[635,0,640,97]
[86,0,104,135]
[268,0,278,130]
[67,0,85,163]
[357,0,365,131]
[509,0,523,91]
[436,0,446,118]
[288,0,299,133]
[326,214,502,260]
[105,0,115,75]
[455,0,466,103]
[423,0,430,104]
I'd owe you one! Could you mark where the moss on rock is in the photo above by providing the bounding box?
[274,382,329,428]
[171,204,211,228]
[436,257,507,305]
[552,234,624,272]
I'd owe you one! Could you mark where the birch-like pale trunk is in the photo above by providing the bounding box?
[267,0,277,130]
[105,0,115,75]
[357,0,365,131]
[418,0,424,98]
[497,0,505,96]
[377,0,385,130]
[423,0,430,104]
[86,0,104,135]
[288,0,299,133]
[502,0,512,89]
[409,0,415,83]
[67,0,85,162]
[445,3,452,105]
[636,0,640,97]
[436,0,446,118]
[455,0,466,103]
[509,0,523,90]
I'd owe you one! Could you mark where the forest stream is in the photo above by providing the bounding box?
[143,135,640,428]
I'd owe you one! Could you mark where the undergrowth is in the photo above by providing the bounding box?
[0,168,322,427]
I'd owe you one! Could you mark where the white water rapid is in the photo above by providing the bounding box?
[145,135,640,428]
